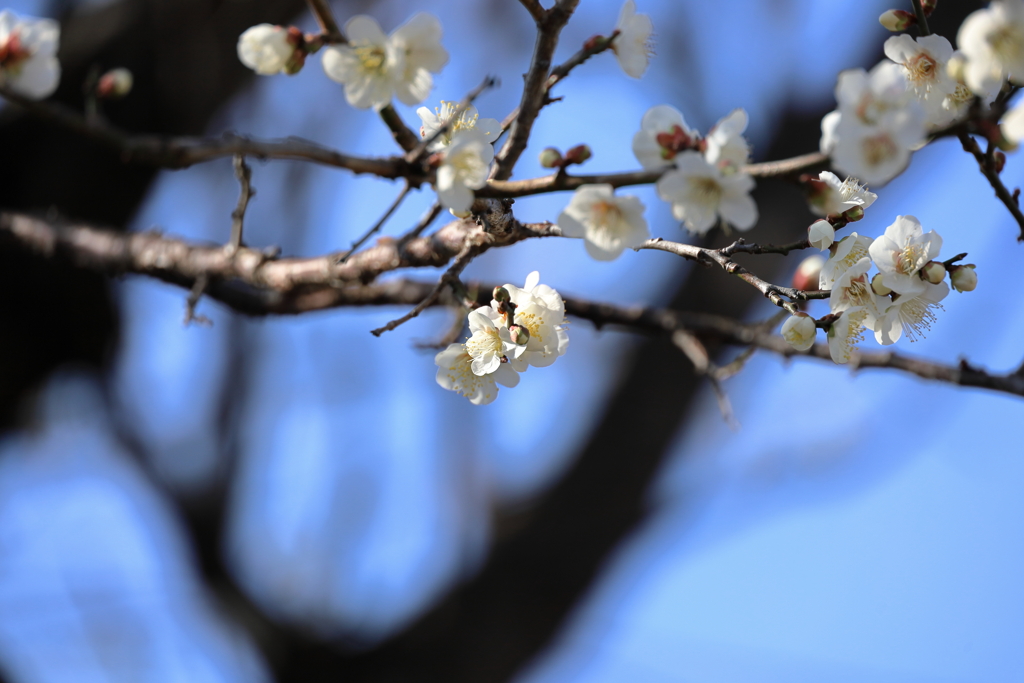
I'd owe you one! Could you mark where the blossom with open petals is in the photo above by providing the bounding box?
[465,307,521,376]
[871,280,948,345]
[704,108,751,173]
[322,13,448,109]
[884,34,959,126]
[808,172,877,218]
[958,0,1024,96]
[416,101,500,151]
[827,308,868,364]
[631,104,697,170]
[494,272,569,372]
[829,257,886,330]
[868,215,942,294]
[819,233,873,289]
[612,0,654,79]
[238,24,298,75]
[0,10,59,99]
[656,151,757,234]
[435,343,519,405]
[436,130,494,215]
[557,184,649,261]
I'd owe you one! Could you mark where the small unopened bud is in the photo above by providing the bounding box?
[509,323,530,346]
[994,150,1007,174]
[792,254,825,291]
[871,273,892,296]
[879,9,917,32]
[950,264,977,292]
[539,147,563,168]
[808,219,835,251]
[781,312,817,351]
[564,144,592,165]
[96,68,133,99]
[843,205,865,222]
[922,0,937,16]
[493,286,511,303]
[921,260,946,285]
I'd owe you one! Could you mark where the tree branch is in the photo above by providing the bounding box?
[958,131,1024,241]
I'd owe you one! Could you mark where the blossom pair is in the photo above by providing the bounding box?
[435,273,569,405]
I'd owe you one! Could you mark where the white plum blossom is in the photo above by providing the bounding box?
[1003,99,1024,143]
[557,184,650,261]
[237,24,297,76]
[704,108,751,173]
[868,214,943,294]
[884,34,959,126]
[957,0,1024,96]
[435,343,519,405]
[820,232,873,289]
[494,272,569,372]
[656,151,757,234]
[808,219,835,251]
[808,172,877,217]
[829,257,886,326]
[436,130,494,215]
[465,307,520,376]
[871,280,949,344]
[942,51,981,121]
[322,13,448,109]
[612,0,654,79]
[632,104,697,170]
[781,313,817,351]
[0,10,60,99]
[827,308,869,364]
[820,62,926,185]
[416,102,500,151]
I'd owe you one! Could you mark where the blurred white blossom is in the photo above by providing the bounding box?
[416,102,500,151]
[436,130,494,215]
[656,151,757,234]
[632,104,697,170]
[237,24,298,76]
[0,10,59,99]
[612,0,654,79]
[958,0,1024,96]
[704,108,751,173]
[557,184,650,261]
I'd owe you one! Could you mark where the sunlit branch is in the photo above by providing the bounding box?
[958,132,1024,241]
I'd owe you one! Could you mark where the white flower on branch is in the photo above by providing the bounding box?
[808,219,835,252]
[237,24,299,76]
[827,308,868,365]
[465,307,519,376]
[436,130,494,216]
[494,272,569,372]
[656,151,757,235]
[322,13,449,109]
[808,172,877,218]
[820,62,925,185]
[0,10,60,100]
[704,108,751,173]
[612,0,654,79]
[557,184,650,261]
[828,257,886,327]
[958,0,1024,97]
[868,214,943,295]
[632,104,697,170]
[819,233,873,290]
[416,102,501,151]
[435,343,519,405]
[871,280,949,345]
[884,34,959,126]
[781,313,817,351]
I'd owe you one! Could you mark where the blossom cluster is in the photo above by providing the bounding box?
[783,215,977,364]
[435,273,569,405]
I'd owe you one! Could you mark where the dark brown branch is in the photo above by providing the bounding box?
[2,211,1021,400]
[517,0,547,24]
[379,105,421,153]
[305,0,345,43]
[958,131,1024,241]
[229,155,254,253]
[492,0,581,180]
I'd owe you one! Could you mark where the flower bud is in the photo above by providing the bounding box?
[96,68,133,99]
[950,264,977,292]
[539,147,563,168]
[870,273,892,296]
[509,323,530,346]
[808,219,835,251]
[879,9,917,32]
[947,52,967,83]
[920,260,946,285]
[842,205,864,222]
[564,144,592,165]
[994,150,1007,174]
[922,0,937,16]
[492,286,511,303]
[781,313,817,351]
[792,254,824,292]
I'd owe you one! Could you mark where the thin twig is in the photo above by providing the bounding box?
[397,202,443,247]
[229,155,254,254]
[406,76,499,163]
[306,0,345,43]
[338,181,411,263]
[911,0,931,36]
[958,131,1024,240]
[184,273,212,326]
[517,0,547,24]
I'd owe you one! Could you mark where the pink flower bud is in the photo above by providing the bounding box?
[564,144,592,165]
[792,254,824,292]
[509,323,530,345]
[96,68,133,99]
